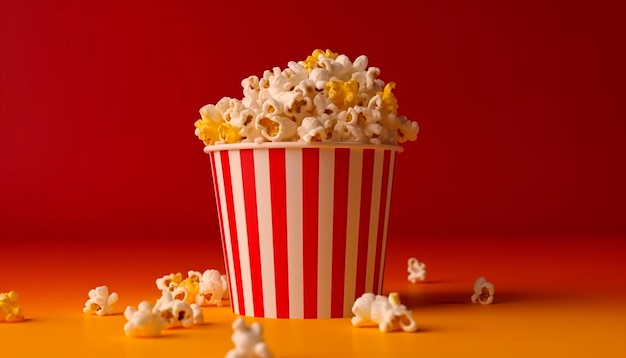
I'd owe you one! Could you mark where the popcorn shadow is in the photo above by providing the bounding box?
[400,289,567,308]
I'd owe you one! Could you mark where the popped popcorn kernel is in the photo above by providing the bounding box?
[198,269,229,306]
[153,291,203,329]
[83,285,119,316]
[195,49,420,147]
[351,292,417,333]
[195,104,225,145]
[156,272,183,293]
[303,49,338,70]
[377,82,398,116]
[471,277,495,305]
[0,291,24,323]
[124,301,167,337]
[407,257,426,283]
[226,317,273,358]
[218,121,243,144]
[325,79,359,109]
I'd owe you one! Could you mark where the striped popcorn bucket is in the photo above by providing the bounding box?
[205,142,402,319]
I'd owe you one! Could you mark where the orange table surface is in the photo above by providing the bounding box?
[1,234,625,357]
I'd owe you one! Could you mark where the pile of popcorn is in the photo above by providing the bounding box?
[77,268,229,338]
[194,49,420,146]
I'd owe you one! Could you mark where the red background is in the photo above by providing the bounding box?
[1,0,625,241]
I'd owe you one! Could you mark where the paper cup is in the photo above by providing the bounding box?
[205,142,402,318]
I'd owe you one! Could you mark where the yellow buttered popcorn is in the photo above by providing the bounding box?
[303,49,339,70]
[194,104,224,146]
[0,291,25,323]
[377,82,399,116]
[325,79,359,109]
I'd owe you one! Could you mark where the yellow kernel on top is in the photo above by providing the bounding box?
[303,49,339,70]
[377,82,399,115]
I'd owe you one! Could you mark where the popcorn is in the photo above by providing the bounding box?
[124,301,167,337]
[195,49,420,147]
[471,277,495,305]
[172,270,203,305]
[156,272,183,293]
[407,257,426,283]
[153,291,204,329]
[225,317,273,358]
[198,269,229,306]
[0,291,24,323]
[351,292,418,333]
[83,285,119,316]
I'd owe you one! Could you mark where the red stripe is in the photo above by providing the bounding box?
[355,149,375,299]
[240,149,264,317]
[302,148,320,318]
[209,152,234,310]
[330,148,350,317]
[220,150,246,315]
[372,150,391,294]
[269,149,290,318]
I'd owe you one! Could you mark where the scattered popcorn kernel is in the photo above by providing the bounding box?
[153,291,202,329]
[124,301,167,337]
[226,317,273,358]
[156,272,183,293]
[199,269,229,306]
[471,277,495,305]
[83,285,119,316]
[351,292,418,333]
[407,257,426,283]
[0,291,24,323]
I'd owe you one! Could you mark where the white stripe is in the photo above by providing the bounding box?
[228,150,254,315]
[317,148,335,318]
[285,148,304,318]
[378,151,396,294]
[343,148,363,316]
[214,153,239,313]
[365,150,384,293]
[253,149,277,318]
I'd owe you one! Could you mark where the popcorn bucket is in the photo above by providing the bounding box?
[205,142,402,319]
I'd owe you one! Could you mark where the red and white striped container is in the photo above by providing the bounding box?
[205,142,402,319]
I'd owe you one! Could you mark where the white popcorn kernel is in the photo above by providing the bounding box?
[199,269,229,306]
[156,273,182,293]
[153,291,197,329]
[351,292,418,333]
[298,115,334,143]
[407,257,426,283]
[294,79,317,99]
[124,301,167,337]
[242,75,260,101]
[365,67,383,90]
[83,285,119,316]
[215,97,234,116]
[255,113,298,142]
[190,303,204,325]
[225,317,273,358]
[335,111,366,142]
[283,95,314,123]
[352,55,368,72]
[471,277,495,305]
[309,67,331,90]
[397,116,420,143]
[261,98,282,116]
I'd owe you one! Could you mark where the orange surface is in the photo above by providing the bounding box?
[1,234,625,357]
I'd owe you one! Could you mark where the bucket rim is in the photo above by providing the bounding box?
[202,141,404,154]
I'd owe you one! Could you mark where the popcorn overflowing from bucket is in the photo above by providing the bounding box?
[194,49,419,147]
